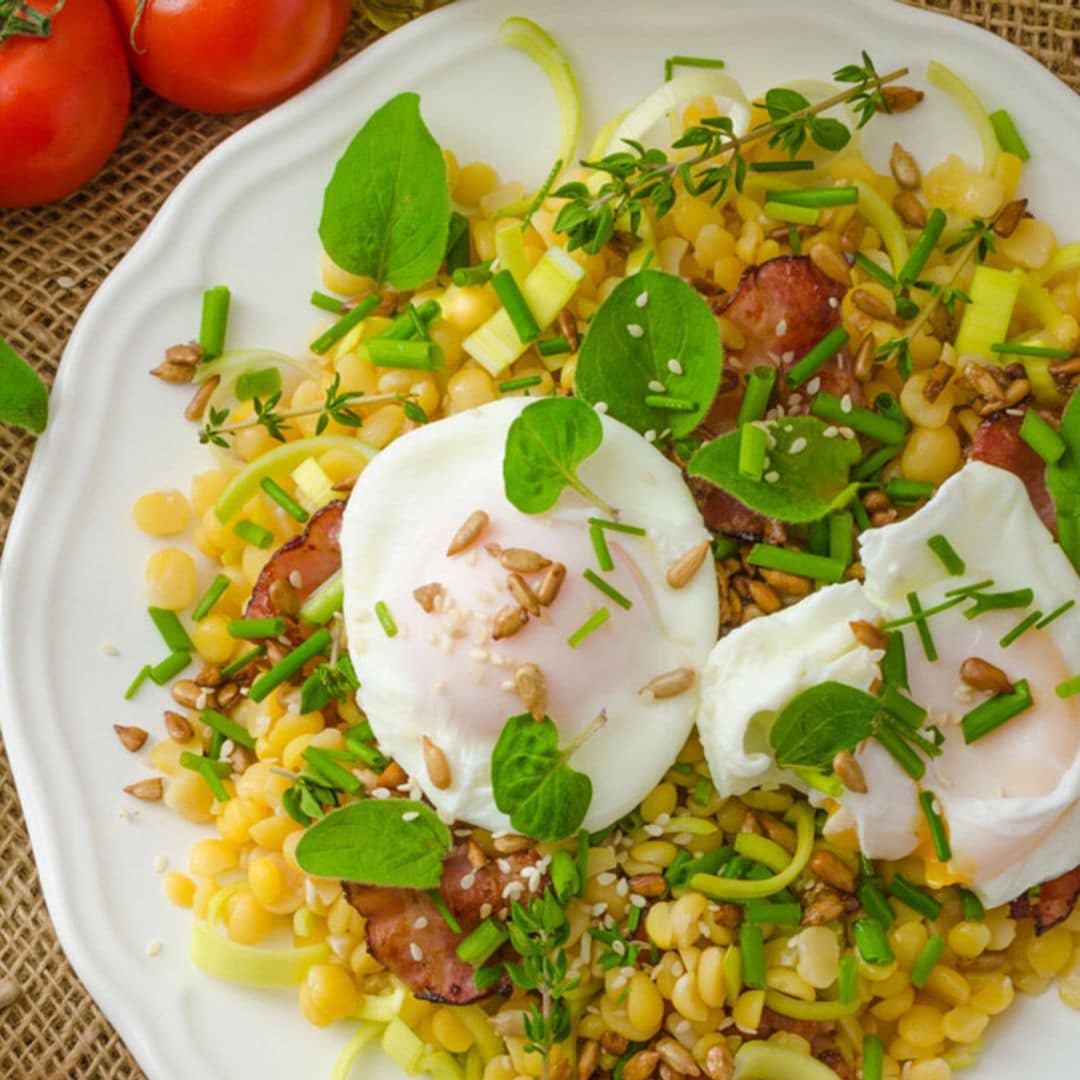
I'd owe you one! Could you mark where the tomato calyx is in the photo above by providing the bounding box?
[0,0,65,44]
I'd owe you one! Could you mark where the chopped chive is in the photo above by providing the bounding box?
[881,686,927,729]
[874,721,926,780]
[1019,408,1067,464]
[738,423,767,481]
[248,628,331,703]
[583,569,632,611]
[960,888,985,922]
[148,606,194,653]
[989,108,1030,161]
[693,777,714,806]
[199,285,231,361]
[228,616,285,640]
[851,495,871,531]
[945,578,995,598]
[767,186,859,208]
[365,338,444,371]
[192,574,231,621]
[587,517,647,536]
[907,592,937,662]
[857,881,895,928]
[895,296,921,320]
[373,299,442,342]
[1057,675,1080,699]
[749,159,815,173]
[537,336,572,358]
[576,829,590,898]
[879,594,965,630]
[445,210,470,272]
[124,664,153,701]
[853,445,902,482]
[886,478,934,503]
[345,738,388,773]
[829,512,854,569]
[568,607,610,647]
[549,849,580,903]
[737,366,777,425]
[201,708,255,750]
[747,544,847,583]
[627,903,642,934]
[962,678,1033,743]
[887,873,942,920]
[763,200,819,226]
[713,536,739,560]
[180,752,231,802]
[990,341,1070,360]
[744,901,802,926]
[811,391,906,444]
[665,54,726,80]
[853,252,896,289]
[788,225,802,255]
[233,519,275,549]
[739,924,766,988]
[519,156,564,232]
[310,290,345,314]
[299,570,343,627]
[809,518,829,557]
[863,1034,884,1080]
[451,259,494,287]
[881,631,908,691]
[787,327,850,388]
[491,268,541,344]
[149,651,192,684]
[644,394,698,412]
[838,953,860,1004]
[220,645,266,680]
[898,207,947,286]
[1000,609,1043,647]
[874,392,909,432]
[260,477,309,524]
[1038,600,1075,629]
[964,587,1034,619]
[499,374,544,394]
[310,293,381,356]
[911,934,947,989]
[303,747,363,794]
[455,917,509,966]
[589,523,614,572]
[927,534,965,576]
[919,791,951,861]
[853,917,894,965]
[374,601,397,638]
[234,367,282,402]
[406,301,432,341]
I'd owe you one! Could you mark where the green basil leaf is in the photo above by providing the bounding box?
[503,396,609,515]
[0,338,48,435]
[769,682,881,770]
[319,93,450,289]
[491,714,592,842]
[574,269,723,438]
[687,416,861,523]
[1047,392,1080,532]
[295,798,451,888]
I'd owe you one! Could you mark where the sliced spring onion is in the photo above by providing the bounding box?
[852,444,901,482]
[746,544,847,584]
[192,574,231,621]
[199,285,231,361]
[567,607,610,647]
[310,294,381,356]
[228,616,284,640]
[927,534,965,575]
[881,631,908,691]
[810,392,906,444]
[1056,676,1080,699]
[738,423,767,481]
[304,746,363,794]
[737,366,776,425]
[298,569,343,627]
[365,338,443,371]
[494,224,529,289]
[955,266,1023,359]
[989,108,1030,161]
[874,721,926,781]
[644,394,697,412]
[744,901,802,926]
[919,791,952,861]
[887,873,943,920]
[927,60,1000,173]
[886,477,934,503]
[331,1022,384,1080]
[582,569,632,611]
[962,678,1033,743]
[373,299,441,342]
[750,159,814,173]
[190,919,327,988]
[788,328,850,388]
[233,519,275,549]
[374,601,397,638]
[148,606,194,653]
[452,261,494,287]
[763,201,819,227]
[491,268,541,344]
[455,918,509,967]
[768,186,858,208]
[852,181,910,276]
[382,1018,427,1075]
[991,341,1071,360]
[853,916,894,965]
[829,512,854,568]
[854,251,896,289]
[248,628,331,703]
[665,54,726,80]
[536,338,571,360]
[838,953,859,1005]
[881,686,927,729]
[310,291,345,314]
[964,587,1034,618]
[1019,408,1067,464]
[588,517,646,537]
[149,651,192,684]
[220,645,265,680]
[857,880,895,928]
[124,664,153,701]
[911,934,947,988]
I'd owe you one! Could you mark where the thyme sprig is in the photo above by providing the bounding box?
[199,375,426,446]
[505,890,578,1080]
[553,54,907,253]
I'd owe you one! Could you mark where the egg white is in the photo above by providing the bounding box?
[340,398,719,832]
[699,462,1080,907]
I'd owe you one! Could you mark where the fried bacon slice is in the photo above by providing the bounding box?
[969,411,1057,535]
[344,843,543,1004]
[245,499,345,638]
[1010,865,1080,935]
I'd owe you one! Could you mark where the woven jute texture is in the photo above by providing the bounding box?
[0,3,1076,1077]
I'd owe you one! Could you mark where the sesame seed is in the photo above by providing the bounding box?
[645,430,657,443]
[806,377,821,395]
[497,858,512,874]
[101,642,120,657]
[402,811,420,822]
[839,426,856,439]
[501,881,524,901]
[597,872,616,886]
[823,426,839,438]
[643,823,663,837]
[764,471,780,484]
[789,437,808,455]
[636,291,649,308]
[414,916,429,930]
[289,571,304,588]
[147,939,163,957]
[615,878,629,897]
[630,894,647,908]
[594,401,608,414]
[828,296,840,309]
[460,873,477,890]
[787,392,802,408]
[648,379,666,393]
[152,855,168,874]
[410,943,425,962]
[371,787,391,799]
[673,832,693,846]
[611,940,627,956]
[840,394,853,414]
[627,323,645,338]
[56,275,76,288]
[775,319,788,336]
[655,813,671,826]
[592,902,608,917]
[667,358,684,375]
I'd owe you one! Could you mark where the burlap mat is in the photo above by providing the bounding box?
[0,3,1076,1077]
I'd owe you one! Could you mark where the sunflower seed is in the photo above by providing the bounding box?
[447,510,489,556]
[536,562,567,606]
[960,656,1013,694]
[849,619,889,650]
[114,725,148,753]
[809,242,851,287]
[413,582,444,613]
[833,750,868,794]
[893,189,927,228]
[422,736,452,789]
[639,668,696,700]
[881,86,925,113]
[500,547,551,573]
[514,663,547,720]
[889,142,921,189]
[993,198,1028,238]
[666,540,711,589]
[492,605,529,640]
[164,710,194,742]
[124,777,164,801]
[507,573,541,615]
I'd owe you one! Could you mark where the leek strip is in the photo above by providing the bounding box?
[587,109,628,161]
[853,182,910,276]
[927,61,999,174]
[382,1018,427,1074]
[353,980,408,1023]
[464,1048,484,1080]
[764,989,861,1021]
[193,348,303,385]
[190,920,328,988]
[500,18,580,168]
[299,569,344,626]
[495,222,529,287]
[1018,275,1066,326]
[734,832,791,873]
[734,1041,844,1080]
[420,1052,466,1080]
[205,881,248,927]
[214,436,374,523]
[691,804,814,900]
[955,266,1022,358]
[1033,242,1080,286]
[457,1005,504,1063]
[332,1023,384,1080]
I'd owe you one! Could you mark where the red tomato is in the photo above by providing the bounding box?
[0,0,132,208]
[109,0,352,114]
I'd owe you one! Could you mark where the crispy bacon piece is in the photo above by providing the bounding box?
[344,843,543,1003]
[969,411,1057,535]
[686,477,786,544]
[1010,865,1080,934]
[246,500,345,637]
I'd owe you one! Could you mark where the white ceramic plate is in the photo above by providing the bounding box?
[3,1,1078,1076]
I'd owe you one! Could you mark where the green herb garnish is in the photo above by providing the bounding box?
[0,337,48,435]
